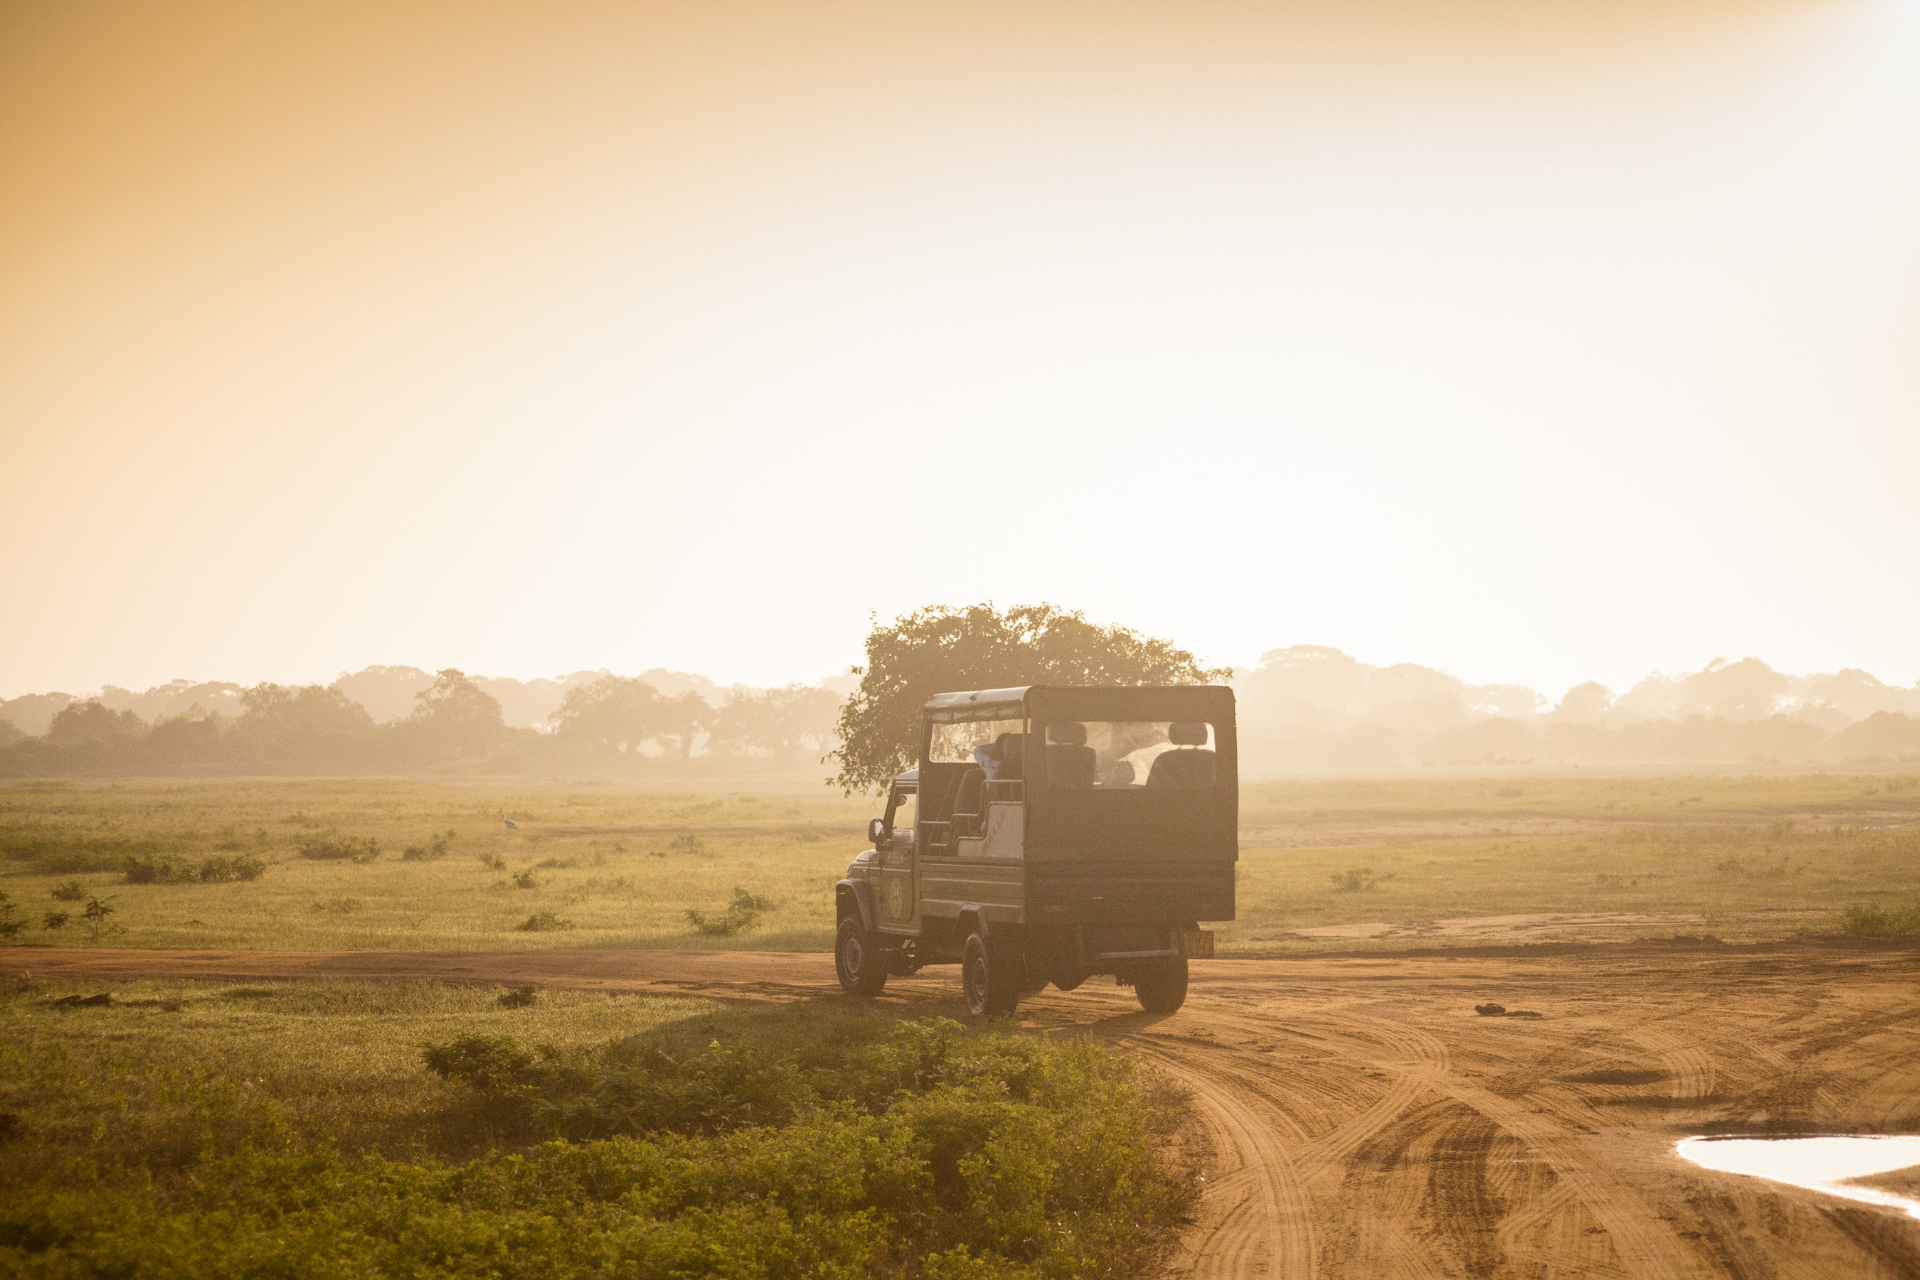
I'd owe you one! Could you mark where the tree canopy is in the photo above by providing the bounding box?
[549,676,714,759]
[708,683,841,761]
[550,675,663,755]
[405,669,507,758]
[829,603,1231,794]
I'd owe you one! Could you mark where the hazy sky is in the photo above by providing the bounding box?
[3,0,1916,702]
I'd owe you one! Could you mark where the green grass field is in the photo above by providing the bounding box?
[2,772,1917,954]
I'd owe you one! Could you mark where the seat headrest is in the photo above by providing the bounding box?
[1047,722,1086,746]
[1167,721,1209,746]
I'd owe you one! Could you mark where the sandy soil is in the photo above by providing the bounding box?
[10,941,1920,1277]
[1279,912,1712,941]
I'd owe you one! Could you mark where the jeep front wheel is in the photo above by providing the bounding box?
[836,916,888,996]
[961,927,1019,1017]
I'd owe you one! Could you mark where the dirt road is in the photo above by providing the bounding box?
[13,941,1920,1277]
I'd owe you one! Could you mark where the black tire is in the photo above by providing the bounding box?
[962,927,1019,1017]
[836,916,888,996]
[1134,957,1188,1013]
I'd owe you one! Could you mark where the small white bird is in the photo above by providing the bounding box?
[503,816,519,830]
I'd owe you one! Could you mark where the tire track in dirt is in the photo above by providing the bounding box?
[1627,1023,1718,1101]
[1432,1078,1698,1278]
[1135,1035,1318,1280]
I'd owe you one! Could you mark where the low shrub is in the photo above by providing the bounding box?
[308,897,362,915]
[79,896,119,944]
[125,854,267,884]
[296,834,380,863]
[497,984,541,1008]
[0,1003,1193,1279]
[409,1010,1195,1273]
[669,832,706,855]
[123,855,195,884]
[511,869,540,890]
[0,891,22,941]
[49,880,87,902]
[0,831,131,875]
[403,830,456,861]
[686,886,771,936]
[1840,902,1920,936]
[514,911,573,933]
[199,855,266,883]
[1329,868,1375,892]
[43,911,69,931]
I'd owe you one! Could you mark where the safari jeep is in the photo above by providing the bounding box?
[835,684,1235,1016]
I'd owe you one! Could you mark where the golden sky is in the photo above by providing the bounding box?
[2,0,1916,698]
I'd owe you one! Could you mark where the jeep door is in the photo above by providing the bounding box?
[877,783,917,927]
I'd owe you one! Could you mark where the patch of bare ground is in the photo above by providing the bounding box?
[12,940,1920,1277]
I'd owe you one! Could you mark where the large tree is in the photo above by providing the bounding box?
[44,700,146,745]
[655,689,714,760]
[234,682,378,766]
[406,669,507,759]
[550,675,663,755]
[708,683,842,761]
[829,603,1231,794]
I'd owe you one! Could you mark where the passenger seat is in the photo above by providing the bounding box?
[1145,721,1215,789]
[1046,723,1096,789]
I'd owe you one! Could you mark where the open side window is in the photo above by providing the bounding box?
[882,787,916,845]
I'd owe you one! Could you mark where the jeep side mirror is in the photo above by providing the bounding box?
[868,818,887,845]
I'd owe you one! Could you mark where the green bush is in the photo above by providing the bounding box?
[296,834,380,863]
[687,886,772,936]
[199,855,266,882]
[403,830,456,861]
[125,854,267,884]
[79,896,118,944]
[514,911,574,933]
[0,1003,1192,1279]
[0,831,131,875]
[49,880,86,902]
[123,855,195,884]
[1840,902,1920,936]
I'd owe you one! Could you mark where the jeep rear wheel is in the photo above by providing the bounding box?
[961,927,1019,1017]
[1134,957,1189,1013]
[836,917,888,996]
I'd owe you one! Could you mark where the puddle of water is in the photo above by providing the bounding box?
[1677,1135,1920,1219]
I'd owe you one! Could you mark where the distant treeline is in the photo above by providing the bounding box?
[1239,711,1920,771]
[0,671,842,777]
[1234,647,1920,770]
[5,644,1919,777]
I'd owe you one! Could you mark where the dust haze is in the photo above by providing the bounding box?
[4,2,1919,1277]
